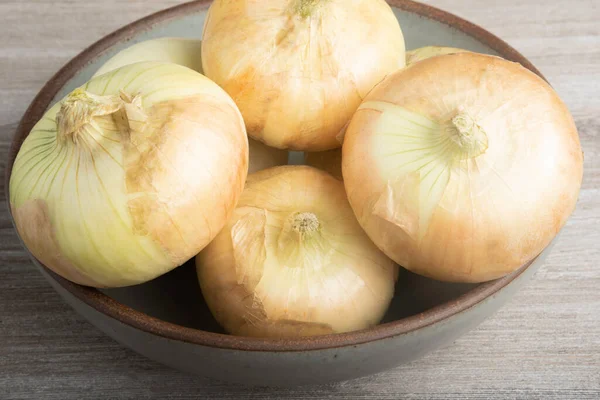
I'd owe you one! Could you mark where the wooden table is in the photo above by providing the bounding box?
[1,0,598,398]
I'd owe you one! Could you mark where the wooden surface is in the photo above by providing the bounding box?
[1,0,598,398]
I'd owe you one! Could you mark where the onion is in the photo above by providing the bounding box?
[93,37,289,173]
[9,61,248,288]
[197,166,397,337]
[201,0,406,151]
[93,37,203,77]
[342,53,583,283]
[405,46,468,66]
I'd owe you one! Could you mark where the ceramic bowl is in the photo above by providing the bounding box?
[6,0,554,387]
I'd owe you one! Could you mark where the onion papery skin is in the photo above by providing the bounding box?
[342,53,583,283]
[197,166,397,338]
[93,37,289,173]
[10,61,249,288]
[201,0,406,151]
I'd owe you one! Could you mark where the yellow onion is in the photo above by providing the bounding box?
[405,46,468,65]
[201,0,406,151]
[342,53,583,283]
[10,61,248,288]
[197,166,397,338]
[93,37,289,173]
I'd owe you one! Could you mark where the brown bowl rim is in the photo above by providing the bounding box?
[5,0,545,352]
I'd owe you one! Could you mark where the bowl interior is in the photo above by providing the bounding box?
[13,1,538,338]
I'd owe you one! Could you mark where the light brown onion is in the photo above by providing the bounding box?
[197,166,397,337]
[201,0,406,151]
[342,53,583,283]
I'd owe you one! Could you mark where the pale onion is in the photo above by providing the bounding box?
[92,37,289,172]
[201,0,406,151]
[9,61,248,288]
[93,37,203,77]
[304,149,343,180]
[196,166,398,338]
[405,46,468,65]
[342,52,583,283]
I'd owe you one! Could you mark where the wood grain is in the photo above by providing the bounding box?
[1,0,599,399]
